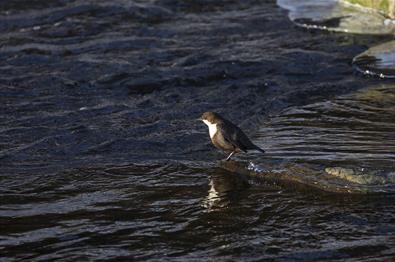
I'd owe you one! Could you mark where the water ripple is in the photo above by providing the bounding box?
[256,83,395,171]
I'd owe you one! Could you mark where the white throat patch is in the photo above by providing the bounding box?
[202,120,217,138]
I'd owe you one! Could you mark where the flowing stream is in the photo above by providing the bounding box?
[1,0,394,260]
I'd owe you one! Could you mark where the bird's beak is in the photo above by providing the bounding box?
[197,118,202,121]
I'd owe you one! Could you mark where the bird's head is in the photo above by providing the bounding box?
[199,111,222,126]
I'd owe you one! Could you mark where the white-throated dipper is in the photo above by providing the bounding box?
[199,112,265,161]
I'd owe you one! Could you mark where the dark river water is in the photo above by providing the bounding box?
[1,0,394,260]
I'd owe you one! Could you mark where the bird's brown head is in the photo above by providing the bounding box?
[199,112,222,124]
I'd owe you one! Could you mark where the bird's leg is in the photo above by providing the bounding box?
[225,151,235,161]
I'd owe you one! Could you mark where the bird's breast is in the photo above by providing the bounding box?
[203,120,218,138]
[208,123,217,138]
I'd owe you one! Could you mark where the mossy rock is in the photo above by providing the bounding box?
[344,0,395,19]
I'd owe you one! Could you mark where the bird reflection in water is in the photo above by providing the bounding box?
[202,168,250,211]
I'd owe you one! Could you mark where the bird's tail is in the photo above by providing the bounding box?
[254,145,265,153]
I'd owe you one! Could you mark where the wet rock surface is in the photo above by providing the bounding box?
[325,167,395,185]
[221,160,395,194]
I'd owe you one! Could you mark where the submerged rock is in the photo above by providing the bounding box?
[221,160,395,194]
[325,167,395,185]
[353,40,395,78]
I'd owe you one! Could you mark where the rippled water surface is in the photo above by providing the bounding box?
[1,165,395,260]
[1,0,395,260]
[257,83,395,170]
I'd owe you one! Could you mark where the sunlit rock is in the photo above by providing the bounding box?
[325,167,379,185]
[342,0,395,19]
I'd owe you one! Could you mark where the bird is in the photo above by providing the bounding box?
[199,111,265,161]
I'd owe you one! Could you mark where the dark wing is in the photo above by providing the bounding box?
[217,122,253,152]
